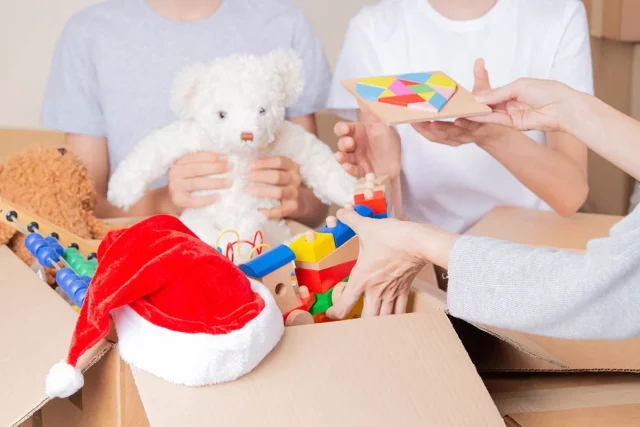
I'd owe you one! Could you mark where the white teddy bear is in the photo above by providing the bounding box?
[107,49,356,254]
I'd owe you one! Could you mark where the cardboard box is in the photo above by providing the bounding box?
[4,205,640,426]
[584,36,638,215]
[584,0,640,42]
[485,374,640,426]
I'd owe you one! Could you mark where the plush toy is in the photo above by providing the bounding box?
[107,49,357,254]
[0,145,107,286]
[46,215,283,398]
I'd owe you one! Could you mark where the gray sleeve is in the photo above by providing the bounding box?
[446,209,640,340]
[40,17,105,136]
[286,12,332,118]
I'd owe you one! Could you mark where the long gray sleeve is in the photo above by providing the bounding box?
[446,207,640,340]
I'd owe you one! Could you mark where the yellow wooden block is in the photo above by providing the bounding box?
[346,295,364,319]
[358,76,397,88]
[288,231,336,263]
[427,73,457,89]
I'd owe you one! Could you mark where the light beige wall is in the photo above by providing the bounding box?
[0,0,375,129]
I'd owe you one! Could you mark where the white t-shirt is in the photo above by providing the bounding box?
[327,0,593,233]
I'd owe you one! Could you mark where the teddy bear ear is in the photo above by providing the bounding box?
[265,49,304,106]
[170,63,208,119]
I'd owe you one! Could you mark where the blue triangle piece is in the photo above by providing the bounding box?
[397,73,432,84]
[429,92,447,111]
[356,83,386,101]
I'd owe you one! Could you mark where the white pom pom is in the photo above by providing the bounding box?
[46,360,84,398]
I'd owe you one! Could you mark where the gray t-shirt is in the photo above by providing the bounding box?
[40,0,331,188]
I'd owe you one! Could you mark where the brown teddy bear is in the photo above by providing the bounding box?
[0,145,107,286]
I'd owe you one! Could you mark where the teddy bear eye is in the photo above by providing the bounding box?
[218,111,227,119]
[259,108,266,116]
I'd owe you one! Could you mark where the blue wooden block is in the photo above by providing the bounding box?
[319,219,354,248]
[375,213,388,219]
[238,245,295,278]
[354,204,375,218]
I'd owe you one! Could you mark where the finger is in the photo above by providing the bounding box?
[453,118,480,131]
[472,58,491,94]
[247,184,295,200]
[475,79,526,106]
[336,205,371,234]
[171,161,231,179]
[326,275,365,320]
[342,162,365,178]
[379,290,396,316]
[334,121,357,138]
[394,291,409,315]
[183,177,232,192]
[251,156,297,172]
[361,289,383,318]
[174,152,226,165]
[259,200,296,220]
[245,169,290,185]
[337,136,357,153]
[466,111,514,127]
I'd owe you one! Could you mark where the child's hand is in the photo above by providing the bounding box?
[245,156,304,219]
[334,102,401,180]
[411,58,508,147]
[167,152,232,210]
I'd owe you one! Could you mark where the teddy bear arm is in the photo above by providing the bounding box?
[107,122,202,210]
[274,122,357,207]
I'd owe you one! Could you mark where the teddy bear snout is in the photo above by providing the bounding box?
[240,132,254,142]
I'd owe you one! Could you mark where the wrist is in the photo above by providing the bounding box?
[558,90,594,135]
[474,124,513,151]
[414,224,459,269]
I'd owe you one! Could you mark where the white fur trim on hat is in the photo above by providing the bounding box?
[46,360,84,398]
[111,279,284,386]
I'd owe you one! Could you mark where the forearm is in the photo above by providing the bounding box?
[289,187,329,228]
[478,128,587,216]
[95,186,178,219]
[564,92,640,181]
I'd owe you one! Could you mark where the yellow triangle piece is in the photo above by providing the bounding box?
[426,74,457,89]
[419,91,434,101]
[358,76,397,88]
[379,88,395,98]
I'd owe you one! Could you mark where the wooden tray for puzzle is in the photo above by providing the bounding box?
[341,72,491,126]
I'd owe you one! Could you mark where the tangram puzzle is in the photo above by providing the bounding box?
[355,72,457,113]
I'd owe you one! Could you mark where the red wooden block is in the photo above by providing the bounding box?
[313,313,334,324]
[295,260,356,294]
[378,94,425,107]
[354,191,387,214]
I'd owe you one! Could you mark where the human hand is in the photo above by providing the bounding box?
[334,102,401,180]
[245,156,304,219]
[326,205,430,319]
[470,77,580,133]
[411,59,509,147]
[167,152,232,209]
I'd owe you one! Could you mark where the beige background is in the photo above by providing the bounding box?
[0,0,376,129]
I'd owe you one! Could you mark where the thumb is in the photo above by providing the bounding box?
[334,121,357,138]
[336,205,369,235]
[326,271,364,320]
[475,79,526,107]
[472,58,491,94]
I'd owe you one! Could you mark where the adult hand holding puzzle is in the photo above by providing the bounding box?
[329,78,640,341]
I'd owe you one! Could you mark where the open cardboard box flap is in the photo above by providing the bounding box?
[485,374,640,426]
[445,207,640,372]
[130,291,505,427]
[0,246,113,427]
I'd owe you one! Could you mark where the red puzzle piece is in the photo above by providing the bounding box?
[295,260,357,294]
[354,190,387,214]
[378,94,425,107]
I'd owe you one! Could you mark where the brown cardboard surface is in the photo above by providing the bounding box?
[458,207,640,372]
[485,374,640,426]
[587,36,638,215]
[0,247,112,427]
[131,308,505,427]
[585,0,640,42]
[341,74,491,125]
[0,128,65,163]
[465,206,621,250]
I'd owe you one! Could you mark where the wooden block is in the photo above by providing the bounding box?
[257,264,299,315]
[342,72,490,125]
[288,230,336,264]
[284,309,314,327]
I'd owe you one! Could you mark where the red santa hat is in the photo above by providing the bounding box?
[45,215,283,398]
